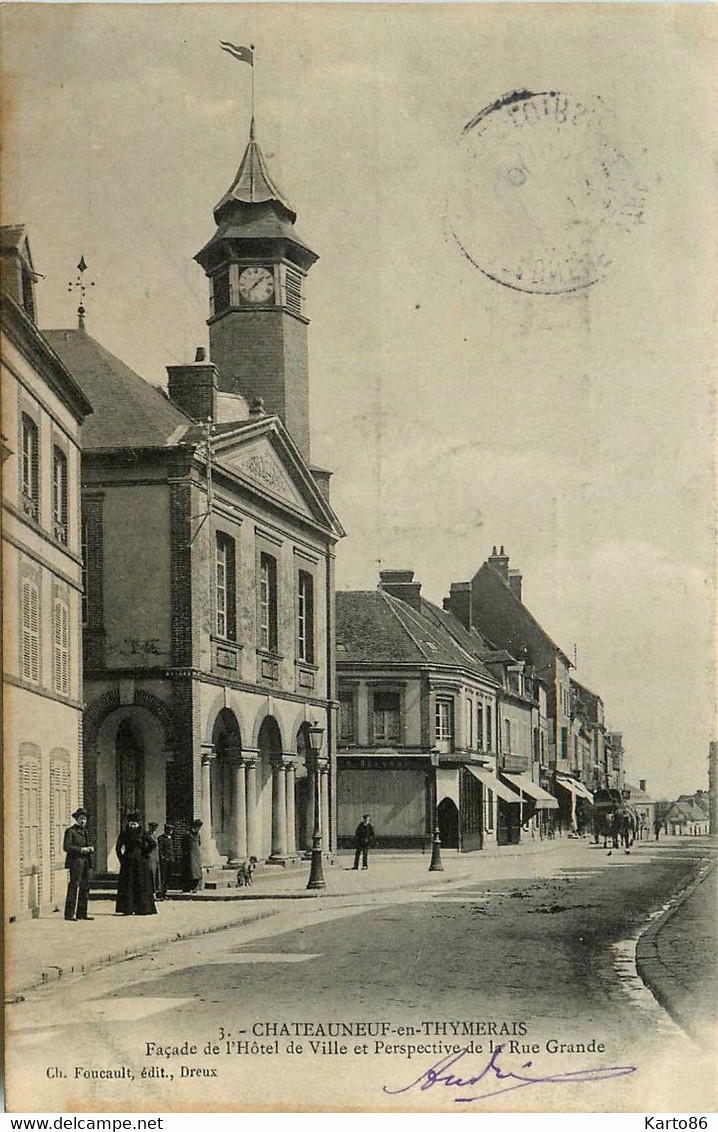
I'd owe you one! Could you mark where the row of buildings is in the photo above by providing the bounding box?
[3,107,644,921]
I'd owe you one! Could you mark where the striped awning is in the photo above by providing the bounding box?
[556,774,594,803]
[465,765,522,804]
[502,773,559,810]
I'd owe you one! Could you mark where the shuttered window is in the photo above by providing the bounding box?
[49,754,71,862]
[19,750,42,868]
[52,446,68,544]
[21,414,39,520]
[21,579,40,683]
[53,598,70,695]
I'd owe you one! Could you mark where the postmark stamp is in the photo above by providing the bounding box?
[448,90,650,294]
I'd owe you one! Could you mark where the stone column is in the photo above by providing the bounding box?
[228,754,247,865]
[285,761,297,857]
[270,761,288,860]
[199,744,222,866]
[244,757,259,859]
[320,760,331,857]
[304,760,317,855]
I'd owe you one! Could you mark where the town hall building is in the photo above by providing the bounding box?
[46,125,344,876]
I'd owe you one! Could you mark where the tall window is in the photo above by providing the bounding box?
[259,552,278,651]
[81,517,89,626]
[476,704,484,750]
[504,718,512,752]
[53,598,70,695]
[215,532,236,640]
[466,700,473,748]
[373,690,400,745]
[338,687,355,743]
[21,579,40,684]
[297,570,315,662]
[435,697,454,752]
[486,705,492,751]
[52,446,68,544]
[561,726,569,760]
[21,414,39,520]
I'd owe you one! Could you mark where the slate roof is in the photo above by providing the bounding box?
[624,782,653,804]
[1,224,27,252]
[475,559,572,665]
[44,327,193,450]
[336,590,497,684]
[214,129,295,221]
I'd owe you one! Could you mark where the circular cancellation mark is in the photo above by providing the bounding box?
[448,90,650,295]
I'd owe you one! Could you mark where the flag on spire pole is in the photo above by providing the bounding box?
[220,42,254,65]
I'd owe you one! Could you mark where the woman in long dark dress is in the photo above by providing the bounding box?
[115,812,157,915]
[182,819,204,892]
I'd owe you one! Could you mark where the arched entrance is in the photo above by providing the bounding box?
[438,797,459,849]
[257,717,283,859]
[295,724,312,853]
[116,718,144,824]
[211,709,241,859]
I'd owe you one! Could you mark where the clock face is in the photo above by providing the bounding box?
[239,266,275,303]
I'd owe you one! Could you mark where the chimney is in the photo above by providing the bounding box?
[379,569,422,611]
[488,544,510,582]
[639,779,647,793]
[167,348,218,422]
[508,568,523,602]
[445,581,472,629]
[310,465,332,505]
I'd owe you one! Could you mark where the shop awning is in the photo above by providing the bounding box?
[465,765,522,804]
[556,774,594,803]
[502,773,559,810]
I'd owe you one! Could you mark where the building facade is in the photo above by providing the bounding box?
[2,225,92,919]
[46,127,343,876]
[336,571,557,852]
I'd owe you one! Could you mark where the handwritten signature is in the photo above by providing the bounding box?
[383,1045,637,1103]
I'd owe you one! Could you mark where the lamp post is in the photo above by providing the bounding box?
[306,721,326,890]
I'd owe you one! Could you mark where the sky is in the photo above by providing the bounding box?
[2,3,715,799]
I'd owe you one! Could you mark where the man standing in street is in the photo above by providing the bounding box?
[353,814,375,870]
[63,807,94,921]
[157,824,175,899]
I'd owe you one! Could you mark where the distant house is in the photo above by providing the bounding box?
[665,792,710,837]
[623,779,656,839]
[336,571,557,852]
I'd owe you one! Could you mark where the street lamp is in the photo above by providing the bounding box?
[306,721,326,890]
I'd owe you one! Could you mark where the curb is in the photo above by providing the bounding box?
[9,904,281,1000]
[635,858,716,1044]
[8,838,575,999]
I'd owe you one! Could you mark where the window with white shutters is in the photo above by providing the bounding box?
[53,598,70,695]
[19,748,42,870]
[21,579,40,684]
[49,753,71,863]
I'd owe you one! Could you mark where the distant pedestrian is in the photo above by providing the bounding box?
[183,819,204,892]
[146,822,161,896]
[653,816,663,841]
[353,814,375,870]
[157,824,175,898]
[115,812,157,916]
[63,807,95,921]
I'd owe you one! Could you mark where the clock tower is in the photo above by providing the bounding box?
[195,122,318,461]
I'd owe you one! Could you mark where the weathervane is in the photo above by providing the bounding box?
[67,255,94,329]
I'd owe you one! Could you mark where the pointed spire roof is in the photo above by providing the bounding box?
[213,123,296,224]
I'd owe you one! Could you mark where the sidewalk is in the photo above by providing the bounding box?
[5,838,577,1000]
[636,859,717,1046]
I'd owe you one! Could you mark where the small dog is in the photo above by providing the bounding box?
[237,856,258,887]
